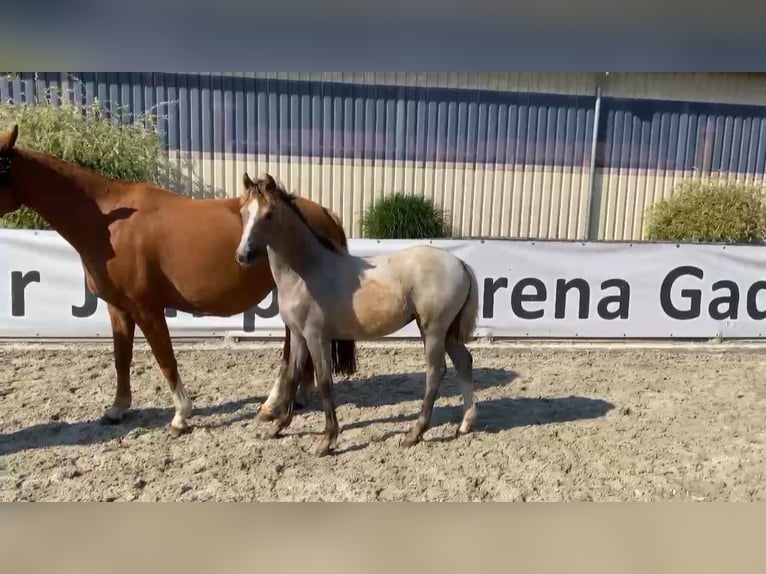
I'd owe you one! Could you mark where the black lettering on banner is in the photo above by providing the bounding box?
[747,281,766,320]
[72,274,99,318]
[554,278,589,319]
[709,280,739,320]
[511,278,546,320]
[11,270,40,317]
[482,277,508,319]
[597,279,630,320]
[243,289,280,332]
[660,266,703,320]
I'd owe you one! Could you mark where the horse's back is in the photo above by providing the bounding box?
[109,186,347,315]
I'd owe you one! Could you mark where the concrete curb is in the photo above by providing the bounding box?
[2,337,766,353]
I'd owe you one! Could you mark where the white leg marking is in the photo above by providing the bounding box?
[263,371,284,412]
[459,405,477,435]
[171,377,192,430]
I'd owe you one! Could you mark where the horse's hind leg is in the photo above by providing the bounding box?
[403,332,447,447]
[101,304,136,425]
[134,309,192,437]
[446,342,477,436]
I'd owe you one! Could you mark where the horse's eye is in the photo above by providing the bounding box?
[263,211,273,220]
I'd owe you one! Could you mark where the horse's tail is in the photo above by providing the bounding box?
[324,207,358,376]
[447,258,479,345]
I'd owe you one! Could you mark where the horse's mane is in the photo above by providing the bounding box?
[17,147,123,185]
[253,176,344,255]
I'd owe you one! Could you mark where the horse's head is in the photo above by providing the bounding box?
[235,171,282,266]
[0,124,20,215]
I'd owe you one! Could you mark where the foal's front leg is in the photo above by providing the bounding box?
[267,328,309,438]
[305,335,339,457]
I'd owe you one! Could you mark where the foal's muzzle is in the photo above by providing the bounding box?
[235,246,264,267]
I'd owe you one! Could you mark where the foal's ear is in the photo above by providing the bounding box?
[0,124,18,152]
[242,172,255,189]
[261,173,277,191]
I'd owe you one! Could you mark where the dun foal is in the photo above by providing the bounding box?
[235,173,479,456]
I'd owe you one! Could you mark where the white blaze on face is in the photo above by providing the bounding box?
[237,200,260,257]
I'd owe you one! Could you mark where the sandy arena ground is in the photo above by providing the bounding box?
[1,340,765,501]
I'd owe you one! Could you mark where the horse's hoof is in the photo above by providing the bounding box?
[293,400,305,411]
[99,414,122,426]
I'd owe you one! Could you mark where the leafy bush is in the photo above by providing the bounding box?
[0,83,182,230]
[361,193,451,239]
[644,179,766,244]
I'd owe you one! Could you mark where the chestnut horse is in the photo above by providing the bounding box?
[0,124,356,436]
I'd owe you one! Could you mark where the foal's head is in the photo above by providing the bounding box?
[0,124,20,215]
[235,172,288,266]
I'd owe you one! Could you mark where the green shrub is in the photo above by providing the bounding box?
[361,193,451,239]
[644,179,766,244]
[0,84,181,230]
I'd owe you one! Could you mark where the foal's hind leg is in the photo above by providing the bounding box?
[101,304,136,424]
[446,342,477,436]
[403,332,447,447]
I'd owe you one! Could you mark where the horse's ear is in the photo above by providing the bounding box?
[242,172,254,189]
[0,124,18,152]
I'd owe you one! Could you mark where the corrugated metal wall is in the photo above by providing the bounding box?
[595,93,766,240]
[2,72,766,241]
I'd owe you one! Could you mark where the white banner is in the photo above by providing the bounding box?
[2,229,766,339]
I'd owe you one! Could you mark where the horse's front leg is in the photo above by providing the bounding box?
[305,334,338,457]
[100,303,136,425]
[266,328,309,437]
[133,307,192,437]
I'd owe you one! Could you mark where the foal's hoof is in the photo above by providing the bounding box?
[169,424,190,438]
[315,440,334,457]
[401,433,421,448]
[256,406,277,423]
[266,422,283,439]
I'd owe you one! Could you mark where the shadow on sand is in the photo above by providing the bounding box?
[1,366,613,456]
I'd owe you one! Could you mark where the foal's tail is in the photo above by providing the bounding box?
[447,258,479,345]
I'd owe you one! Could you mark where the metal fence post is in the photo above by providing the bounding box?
[585,72,607,240]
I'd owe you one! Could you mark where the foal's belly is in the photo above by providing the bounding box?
[331,277,412,340]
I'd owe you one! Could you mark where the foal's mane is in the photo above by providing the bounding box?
[253,176,344,255]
